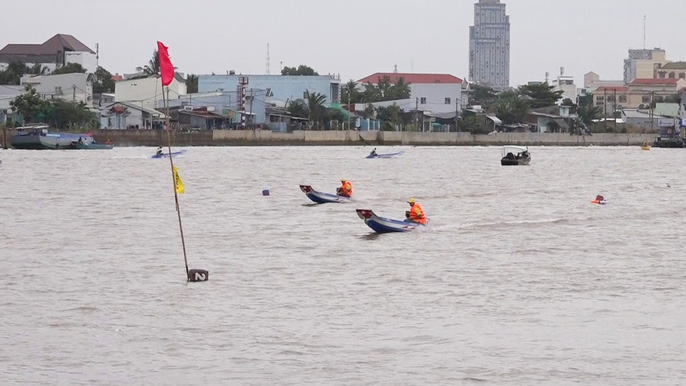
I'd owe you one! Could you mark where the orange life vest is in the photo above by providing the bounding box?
[409,203,427,224]
[339,181,352,197]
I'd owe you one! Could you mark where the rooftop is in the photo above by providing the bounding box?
[0,34,95,56]
[357,72,463,85]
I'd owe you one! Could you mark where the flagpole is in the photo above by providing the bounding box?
[163,82,190,280]
[157,41,207,282]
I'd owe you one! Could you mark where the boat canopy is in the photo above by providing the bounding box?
[501,145,529,156]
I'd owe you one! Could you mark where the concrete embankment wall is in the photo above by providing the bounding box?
[0,128,654,148]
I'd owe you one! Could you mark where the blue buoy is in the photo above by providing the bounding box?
[262,189,270,196]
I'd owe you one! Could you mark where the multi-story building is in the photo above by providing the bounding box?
[20,73,95,106]
[197,74,341,125]
[114,74,187,111]
[356,72,463,115]
[656,62,686,80]
[623,48,668,85]
[0,34,97,74]
[469,0,510,90]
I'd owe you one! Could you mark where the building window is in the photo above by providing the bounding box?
[445,97,451,105]
[619,95,627,103]
[642,95,650,103]
[420,97,426,104]
[658,72,666,79]
[596,96,604,101]
[680,73,686,79]
[669,72,675,79]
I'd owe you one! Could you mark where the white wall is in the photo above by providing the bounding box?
[64,51,97,73]
[115,77,186,110]
[20,73,93,105]
[409,83,462,114]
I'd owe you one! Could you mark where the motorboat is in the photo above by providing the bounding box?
[10,125,101,150]
[356,209,426,233]
[299,185,351,204]
[501,146,531,166]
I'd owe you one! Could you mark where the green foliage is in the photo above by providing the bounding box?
[286,99,308,118]
[0,61,28,85]
[517,82,563,109]
[186,74,198,93]
[359,77,411,103]
[305,91,327,127]
[10,85,48,123]
[10,84,97,128]
[469,84,498,108]
[494,91,530,124]
[577,97,602,126]
[143,50,160,76]
[93,66,115,94]
[52,63,86,75]
[341,80,363,104]
[281,65,318,76]
[50,99,98,130]
[377,104,402,130]
[561,98,577,113]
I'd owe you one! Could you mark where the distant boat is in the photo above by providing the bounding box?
[152,149,187,158]
[10,125,107,150]
[501,145,531,166]
[366,150,404,159]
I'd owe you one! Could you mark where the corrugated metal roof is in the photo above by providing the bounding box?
[629,78,678,85]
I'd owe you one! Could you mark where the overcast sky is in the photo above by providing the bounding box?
[1,0,683,87]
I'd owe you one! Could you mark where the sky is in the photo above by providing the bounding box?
[1,0,683,87]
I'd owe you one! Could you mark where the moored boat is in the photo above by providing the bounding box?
[356,209,425,233]
[10,125,100,150]
[299,185,351,204]
[501,145,531,166]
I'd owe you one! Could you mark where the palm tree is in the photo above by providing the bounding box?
[305,91,327,129]
[495,91,530,124]
[143,50,160,76]
[186,74,198,93]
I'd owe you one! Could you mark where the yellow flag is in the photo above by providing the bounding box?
[173,166,185,194]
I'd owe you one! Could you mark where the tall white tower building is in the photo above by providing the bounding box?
[469,0,510,90]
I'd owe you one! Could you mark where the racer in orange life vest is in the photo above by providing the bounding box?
[337,178,353,197]
[405,198,427,224]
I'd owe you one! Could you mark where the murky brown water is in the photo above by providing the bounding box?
[1,146,684,385]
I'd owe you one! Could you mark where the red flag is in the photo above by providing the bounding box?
[157,41,174,86]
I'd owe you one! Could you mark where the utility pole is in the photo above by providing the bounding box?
[650,91,654,133]
[603,88,607,132]
[249,88,254,128]
[415,97,419,131]
[347,82,351,130]
[455,99,460,133]
[613,88,617,132]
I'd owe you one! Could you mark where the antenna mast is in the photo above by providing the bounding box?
[643,15,646,49]
[266,43,270,75]
[96,43,99,68]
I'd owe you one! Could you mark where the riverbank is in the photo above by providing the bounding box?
[1,128,665,148]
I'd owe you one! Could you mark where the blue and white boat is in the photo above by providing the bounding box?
[152,149,187,158]
[299,185,351,204]
[356,209,425,233]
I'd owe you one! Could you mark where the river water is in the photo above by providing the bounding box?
[0,145,684,385]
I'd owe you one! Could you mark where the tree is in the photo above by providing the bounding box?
[305,91,327,128]
[143,50,160,76]
[286,99,308,119]
[281,65,318,76]
[469,84,498,108]
[517,82,563,109]
[0,61,28,85]
[341,80,362,105]
[93,66,116,94]
[494,91,530,124]
[577,100,601,126]
[377,103,403,131]
[27,63,49,75]
[561,98,577,114]
[10,85,48,123]
[186,74,198,93]
[50,99,98,129]
[52,63,87,75]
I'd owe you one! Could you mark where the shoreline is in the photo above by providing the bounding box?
[1,128,672,148]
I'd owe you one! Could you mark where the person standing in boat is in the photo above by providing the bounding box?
[337,178,353,197]
[405,198,427,224]
[156,146,163,156]
[370,148,377,157]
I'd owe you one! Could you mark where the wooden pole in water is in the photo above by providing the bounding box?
[162,84,190,279]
